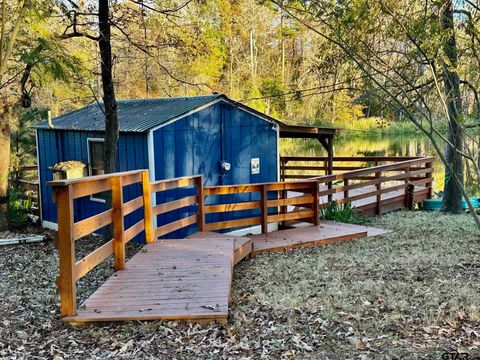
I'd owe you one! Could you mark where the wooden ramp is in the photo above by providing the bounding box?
[249,221,382,256]
[64,239,234,325]
[63,224,388,325]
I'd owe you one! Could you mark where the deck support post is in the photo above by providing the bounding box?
[407,184,415,210]
[141,171,154,244]
[426,161,433,199]
[196,176,206,231]
[343,178,350,200]
[375,171,382,215]
[312,181,320,225]
[261,184,268,234]
[112,177,126,271]
[318,135,334,202]
[404,166,411,207]
[55,185,77,317]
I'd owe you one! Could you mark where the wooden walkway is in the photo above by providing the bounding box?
[64,239,234,324]
[64,222,388,325]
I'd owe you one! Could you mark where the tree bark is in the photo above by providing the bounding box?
[98,0,118,176]
[0,106,10,229]
[98,0,118,240]
[440,0,464,214]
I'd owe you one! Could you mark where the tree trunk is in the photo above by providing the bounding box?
[98,0,118,240]
[98,0,118,176]
[0,107,10,229]
[440,0,464,214]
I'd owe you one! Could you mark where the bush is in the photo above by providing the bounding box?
[320,201,368,224]
[7,188,32,230]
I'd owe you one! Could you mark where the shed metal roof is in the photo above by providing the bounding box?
[33,93,337,138]
[33,94,224,132]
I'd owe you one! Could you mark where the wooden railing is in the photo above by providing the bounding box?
[50,156,434,318]
[203,181,319,233]
[150,175,204,238]
[311,157,435,215]
[280,156,424,180]
[49,171,205,318]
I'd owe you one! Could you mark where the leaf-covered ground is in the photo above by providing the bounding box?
[1,211,479,359]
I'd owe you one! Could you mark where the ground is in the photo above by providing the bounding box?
[1,211,479,359]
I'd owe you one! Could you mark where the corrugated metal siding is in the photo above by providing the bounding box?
[37,129,149,242]
[152,102,278,237]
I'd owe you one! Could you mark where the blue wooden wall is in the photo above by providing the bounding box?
[37,100,278,241]
[152,101,278,236]
[37,129,149,242]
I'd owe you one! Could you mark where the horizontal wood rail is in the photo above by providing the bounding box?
[50,156,434,319]
[204,181,319,233]
[280,156,423,181]
[150,175,204,239]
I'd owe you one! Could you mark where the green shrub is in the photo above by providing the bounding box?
[7,188,32,230]
[320,201,368,225]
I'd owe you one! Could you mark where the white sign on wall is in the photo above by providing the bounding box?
[251,158,260,174]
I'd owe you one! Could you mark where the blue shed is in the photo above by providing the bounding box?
[34,94,285,238]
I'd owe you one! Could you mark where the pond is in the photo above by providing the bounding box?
[280,132,446,194]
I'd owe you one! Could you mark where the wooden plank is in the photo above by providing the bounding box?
[111,177,126,271]
[125,219,145,244]
[266,182,316,191]
[260,185,268,234]
[267,210,314,223]
[280,156,420,162]
[123,196,143,216]
[152,196,198,216]
[205,200,261,213]
[204,184,262,195]
[55,185,77,317]
[75,239,114,281]
[267,195,313,207]
[72,209,113,241]
[71,179,111,199]
[150,176,198,193]
[141,171,154,244]
[154,214,197,238]
[205,216,261,231]
[196,177,205,232]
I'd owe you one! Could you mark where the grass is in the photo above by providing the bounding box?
[1,211,479,359]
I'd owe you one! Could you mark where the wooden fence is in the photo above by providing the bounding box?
[49,156,434,317]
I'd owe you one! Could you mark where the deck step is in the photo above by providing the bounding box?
[63,239,234,325]
[186,231,252,265]
[249,222,370,256]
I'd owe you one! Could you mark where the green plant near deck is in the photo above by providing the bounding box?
[7,187,32,230]
[320,201,368,224]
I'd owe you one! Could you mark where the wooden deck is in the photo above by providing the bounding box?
[49,158,433,325]
[64,239,234,325]
[64,222,388,324]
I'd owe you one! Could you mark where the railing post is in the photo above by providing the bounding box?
[55,185,77,317]
[312,181,320,225]
[141,171,154,244]
[280,158,286,182]
[111,177,126,271]
[196,176,205,232]
[426,161,433,199]
[343,178,349,200]
[375,171,382,215]
[404,166,410,207]
[261,184,268,234]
